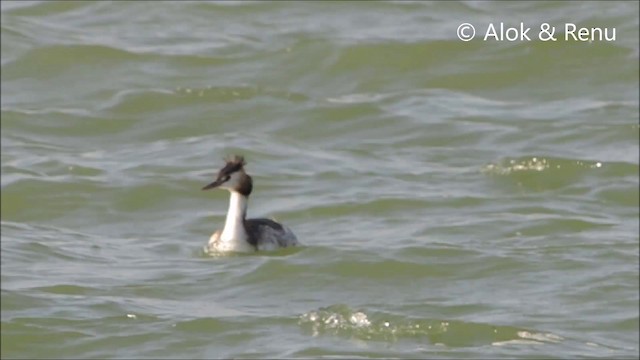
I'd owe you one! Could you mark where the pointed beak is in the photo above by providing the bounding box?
[202,179,223,190]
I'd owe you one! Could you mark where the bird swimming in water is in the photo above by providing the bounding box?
[202,155,299,253]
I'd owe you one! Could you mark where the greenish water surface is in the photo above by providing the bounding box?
[1,1,638,359]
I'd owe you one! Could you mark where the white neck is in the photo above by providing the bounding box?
[220,191,248,243]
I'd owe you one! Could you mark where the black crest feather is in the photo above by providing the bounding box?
[219,154,246,176]
[225,154,246,167]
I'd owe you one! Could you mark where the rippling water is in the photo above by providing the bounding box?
[1,1,639,359]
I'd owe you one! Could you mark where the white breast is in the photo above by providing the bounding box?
[205,230,255,253]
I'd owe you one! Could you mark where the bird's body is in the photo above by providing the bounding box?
[207,218,298,252]
[202,155,299,253]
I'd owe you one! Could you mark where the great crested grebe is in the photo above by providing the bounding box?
[202,155,299,253]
